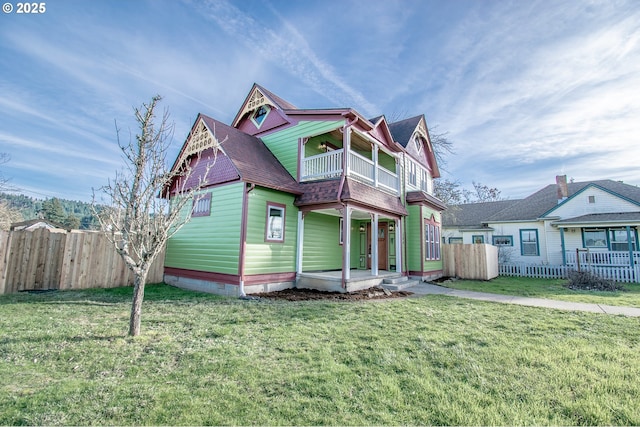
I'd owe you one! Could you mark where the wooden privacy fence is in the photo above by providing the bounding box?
[442,243,499,280]
[0,228,164,295]
[499,262,640,283]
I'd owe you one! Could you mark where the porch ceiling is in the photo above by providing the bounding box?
[311,208,396,220]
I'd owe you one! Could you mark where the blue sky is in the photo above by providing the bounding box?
[1,0,639,202]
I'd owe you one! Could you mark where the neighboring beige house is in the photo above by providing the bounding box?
[443,176,640,266]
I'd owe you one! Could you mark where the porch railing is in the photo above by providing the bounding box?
[301,149,343,180]
[565,250,640,267]
[500,262,640,283]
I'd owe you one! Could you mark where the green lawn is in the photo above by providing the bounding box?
[440,276,640,307]
[1,284,640,425]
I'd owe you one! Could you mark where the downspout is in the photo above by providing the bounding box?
[238,183,255,297]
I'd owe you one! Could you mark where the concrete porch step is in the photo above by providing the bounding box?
[382,276,408,285]
[382,279,420,291]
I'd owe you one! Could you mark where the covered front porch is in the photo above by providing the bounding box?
[295,200,406,293]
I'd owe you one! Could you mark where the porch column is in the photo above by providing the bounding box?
[373,144,379,187]
[344,127,351,176]
[626,226,634,269]
[342,207,352,284]
[560,227,566,265]
[395,157,401,195]
[296,211,304,276]
[372,213,379,276]
[395,218,402,273]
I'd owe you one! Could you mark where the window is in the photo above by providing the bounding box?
[425,219,441,260]
[414,135,422,153]
[408,161,417,186]
[472,235,484,244]
[492,235,513,246]
[610,229,636,251]
[588,195,596,204]
[583,229,607,248]
[520,229,539,256]
[251,105,270,128]
[265,203,285,242]
[449,237,463,244]
[192,192,211,217]
[339,218,344,245]
[420,169,428,192]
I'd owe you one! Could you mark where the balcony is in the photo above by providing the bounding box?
[301,149,399,195]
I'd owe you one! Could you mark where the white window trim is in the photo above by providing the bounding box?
[265,202,285,243]
[250,105,271,129]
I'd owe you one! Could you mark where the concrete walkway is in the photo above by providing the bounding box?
[406,283,640,317]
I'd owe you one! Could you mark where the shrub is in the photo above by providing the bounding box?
[565,270,624,292]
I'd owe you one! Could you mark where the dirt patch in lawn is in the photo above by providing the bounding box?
[253,286,413,301]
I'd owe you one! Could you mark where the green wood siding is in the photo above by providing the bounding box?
[165,183,244,274]
[261,120,345,178]
[302,212,344,271]
[305,134,343,157]
[378,151,396,173]
[406,205,423,272]
[244,188,297,275]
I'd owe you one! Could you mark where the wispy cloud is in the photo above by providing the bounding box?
[428,1,640,194]
[192,0,378,115]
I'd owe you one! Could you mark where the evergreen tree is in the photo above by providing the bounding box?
[40,198,66,224]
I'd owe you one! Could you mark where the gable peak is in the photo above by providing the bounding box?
[232,83,297,128]
[176,116,223,168]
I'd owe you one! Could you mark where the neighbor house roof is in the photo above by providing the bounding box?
[442,200,520,229]
[487,180,640,222]
[10,219,66,231]
[199,115,302,195]
[554,212,640,225]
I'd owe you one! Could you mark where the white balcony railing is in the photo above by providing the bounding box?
[378,166,399,193]
[349,151,374,184]
[300,149,399,195]
[301,149,343,180]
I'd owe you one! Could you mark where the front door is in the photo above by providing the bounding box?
[367,222,388,271]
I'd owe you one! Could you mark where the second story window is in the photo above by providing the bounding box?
[420,169,428,192]
[408,161,417,186]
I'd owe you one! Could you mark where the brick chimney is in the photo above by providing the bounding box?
[556,175,568,203]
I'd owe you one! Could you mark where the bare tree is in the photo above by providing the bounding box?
[93,95,218,336]
[428,126,454,170]
[465,181,503,203]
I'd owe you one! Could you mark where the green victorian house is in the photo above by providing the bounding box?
[164,84,446,296]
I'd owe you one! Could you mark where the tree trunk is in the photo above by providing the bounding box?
[128,269,148,337]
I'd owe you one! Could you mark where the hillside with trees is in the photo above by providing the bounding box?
[0,193,99,230]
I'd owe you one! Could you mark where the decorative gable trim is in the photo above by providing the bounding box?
[175,118,222,170]
[233,85,279,128]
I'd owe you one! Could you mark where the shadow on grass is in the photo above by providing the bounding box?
[0,283,227,306]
